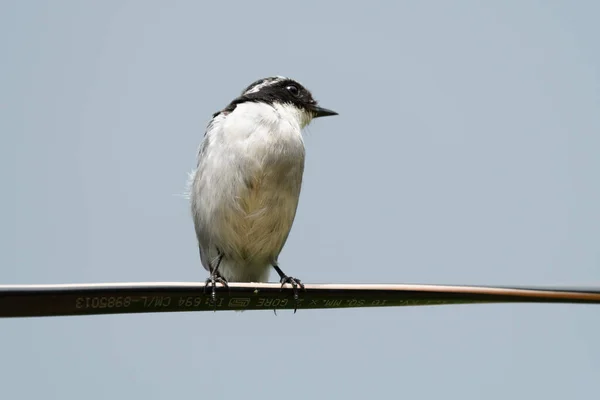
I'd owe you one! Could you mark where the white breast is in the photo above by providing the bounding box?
[191,101,309,282]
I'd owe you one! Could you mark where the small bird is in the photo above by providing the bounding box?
[189,76,337,306]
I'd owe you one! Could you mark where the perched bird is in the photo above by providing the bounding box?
[189,76,337,306]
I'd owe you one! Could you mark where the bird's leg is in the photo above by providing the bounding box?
[272,263,305,313]
[204,252,228,307]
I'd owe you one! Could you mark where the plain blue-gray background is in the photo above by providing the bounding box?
[1,1,599,398]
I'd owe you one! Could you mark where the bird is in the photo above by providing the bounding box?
[189,76,338,308]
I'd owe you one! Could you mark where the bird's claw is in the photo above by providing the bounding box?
[279,276,305,313]
[204,275,229,310]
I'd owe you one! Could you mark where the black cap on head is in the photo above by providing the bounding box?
[217,76,338,118]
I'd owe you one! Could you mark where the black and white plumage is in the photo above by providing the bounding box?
[189,76,337,300]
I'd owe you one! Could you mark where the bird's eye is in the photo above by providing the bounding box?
[286,85,300,97]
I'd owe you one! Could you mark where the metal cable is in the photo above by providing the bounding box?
[1,282,599,318]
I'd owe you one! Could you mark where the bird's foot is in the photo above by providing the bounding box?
[203,274,229,309]
[279,275,305,313]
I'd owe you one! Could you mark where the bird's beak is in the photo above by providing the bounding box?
[311,105,338,118]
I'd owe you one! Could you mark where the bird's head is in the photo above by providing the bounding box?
[217,76,338,128]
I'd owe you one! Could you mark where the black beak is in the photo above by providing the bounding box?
[311,105,338,118]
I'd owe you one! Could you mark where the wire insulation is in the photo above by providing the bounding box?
[1,282,599,318]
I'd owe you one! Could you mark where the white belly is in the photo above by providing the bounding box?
[216,180,301,281]
[191,102,306,282]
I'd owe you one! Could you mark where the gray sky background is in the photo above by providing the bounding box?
[1,1,599,398]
